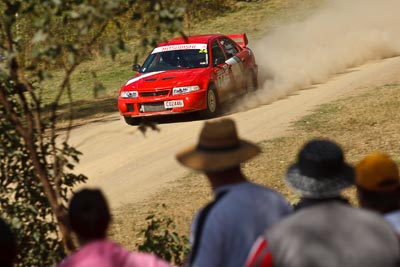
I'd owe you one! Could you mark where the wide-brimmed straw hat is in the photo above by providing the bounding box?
[176,118,260,171]
[286,139,355,199]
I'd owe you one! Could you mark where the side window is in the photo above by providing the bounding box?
[211,40,226,66]
[141,53,158,72]
[219,38,239,59]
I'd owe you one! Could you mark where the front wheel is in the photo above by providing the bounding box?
[123,116,141,126]
[199,86,219,118]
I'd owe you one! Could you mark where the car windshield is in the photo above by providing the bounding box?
[140,43,209,73]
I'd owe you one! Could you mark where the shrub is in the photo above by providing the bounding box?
[137,205,190,266]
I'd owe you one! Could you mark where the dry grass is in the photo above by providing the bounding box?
[188,0,324,40]
[109,82,400,249]
[106,0,326,247]
[106,0,400,251]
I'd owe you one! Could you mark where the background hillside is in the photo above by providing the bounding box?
[41,0,322,124]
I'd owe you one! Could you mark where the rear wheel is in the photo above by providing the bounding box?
[124,116,141,126]
[199,86,219,118]
[246,71,258,92]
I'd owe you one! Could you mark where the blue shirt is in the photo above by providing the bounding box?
[385,209,400,235]
[189,181,291,267]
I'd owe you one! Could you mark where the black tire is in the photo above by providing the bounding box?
[123,116,141,126]
[199,85,219,118]
[246,71,258,92]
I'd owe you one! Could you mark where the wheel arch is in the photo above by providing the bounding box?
[207,81,220,105]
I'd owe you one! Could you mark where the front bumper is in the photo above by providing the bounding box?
[118,90,207,117]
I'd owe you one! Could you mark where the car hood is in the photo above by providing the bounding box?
[121,68,209,91]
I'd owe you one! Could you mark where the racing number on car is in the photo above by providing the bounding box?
[216,65,230,90]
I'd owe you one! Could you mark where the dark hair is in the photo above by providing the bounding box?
[0,218,17,267]
[68,189,111,240]
[357,186,400,214]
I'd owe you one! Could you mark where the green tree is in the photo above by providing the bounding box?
[0,0,184,265]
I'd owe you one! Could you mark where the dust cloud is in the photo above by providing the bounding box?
[232,0,400,112]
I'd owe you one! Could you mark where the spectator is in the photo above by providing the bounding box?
[58,188,172,267]
[356,152,400,235]
[288,139,354,210]
[175,118,291,267]
[0,217,17,267]
[245,139,400,267]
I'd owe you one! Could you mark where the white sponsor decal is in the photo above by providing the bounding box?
[225,56,241,65]
[152,43,207,54]
[125,71,165,86]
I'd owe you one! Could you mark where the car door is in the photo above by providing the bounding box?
[211,40,231,101]
[218,37,245,93]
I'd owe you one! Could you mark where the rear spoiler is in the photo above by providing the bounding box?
[227,33,249,48]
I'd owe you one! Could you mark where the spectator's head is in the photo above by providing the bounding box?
[286,139,355,199]
[356,152,400,214]
[0,218,17,267]
[176,118,260,173]
[68,188,111,242]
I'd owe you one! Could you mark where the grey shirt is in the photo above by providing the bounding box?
[264,202,400,267]
[189,181,292,267]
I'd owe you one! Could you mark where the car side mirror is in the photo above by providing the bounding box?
[213,57,225,67]
[132,63,141,72]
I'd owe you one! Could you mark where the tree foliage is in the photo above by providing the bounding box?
[0,0,185,265]
[0,0,241,265]
[0,98,86,266]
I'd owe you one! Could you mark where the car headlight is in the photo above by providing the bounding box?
[172,85,200,95]
[121,91,139,98]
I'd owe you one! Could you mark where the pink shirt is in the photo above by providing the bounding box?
[58,240,172,267]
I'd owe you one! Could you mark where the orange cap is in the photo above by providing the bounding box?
[356,152,400,192]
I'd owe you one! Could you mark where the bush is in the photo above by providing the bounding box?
[0,93,87,266]
[137,204,190,266]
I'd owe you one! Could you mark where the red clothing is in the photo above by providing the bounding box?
[245,237,273,267]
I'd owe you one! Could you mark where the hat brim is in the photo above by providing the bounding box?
[176,140,260,172]
[286,163,355,199]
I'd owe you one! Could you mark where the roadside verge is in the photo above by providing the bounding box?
[110,58,400,249]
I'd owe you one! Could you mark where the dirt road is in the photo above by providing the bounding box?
[69,56,400,208]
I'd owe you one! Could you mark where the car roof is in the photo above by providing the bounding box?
[157,34,224,47]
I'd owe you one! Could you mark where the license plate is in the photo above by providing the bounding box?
[164,100,184,108]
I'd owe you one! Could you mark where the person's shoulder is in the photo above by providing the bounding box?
[293,202,362,218]
[245,182,289,200]
[242,181,280,192]
[284,202,395,231]
[231,182,292,211]
[340,204,391,224]
[57,240,131,267]
[266,203,397,240]
[126,252,172,267]
[384,211,400,237]
[385,209,400,219]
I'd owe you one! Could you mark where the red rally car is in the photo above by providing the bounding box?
[118,33,258,125]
